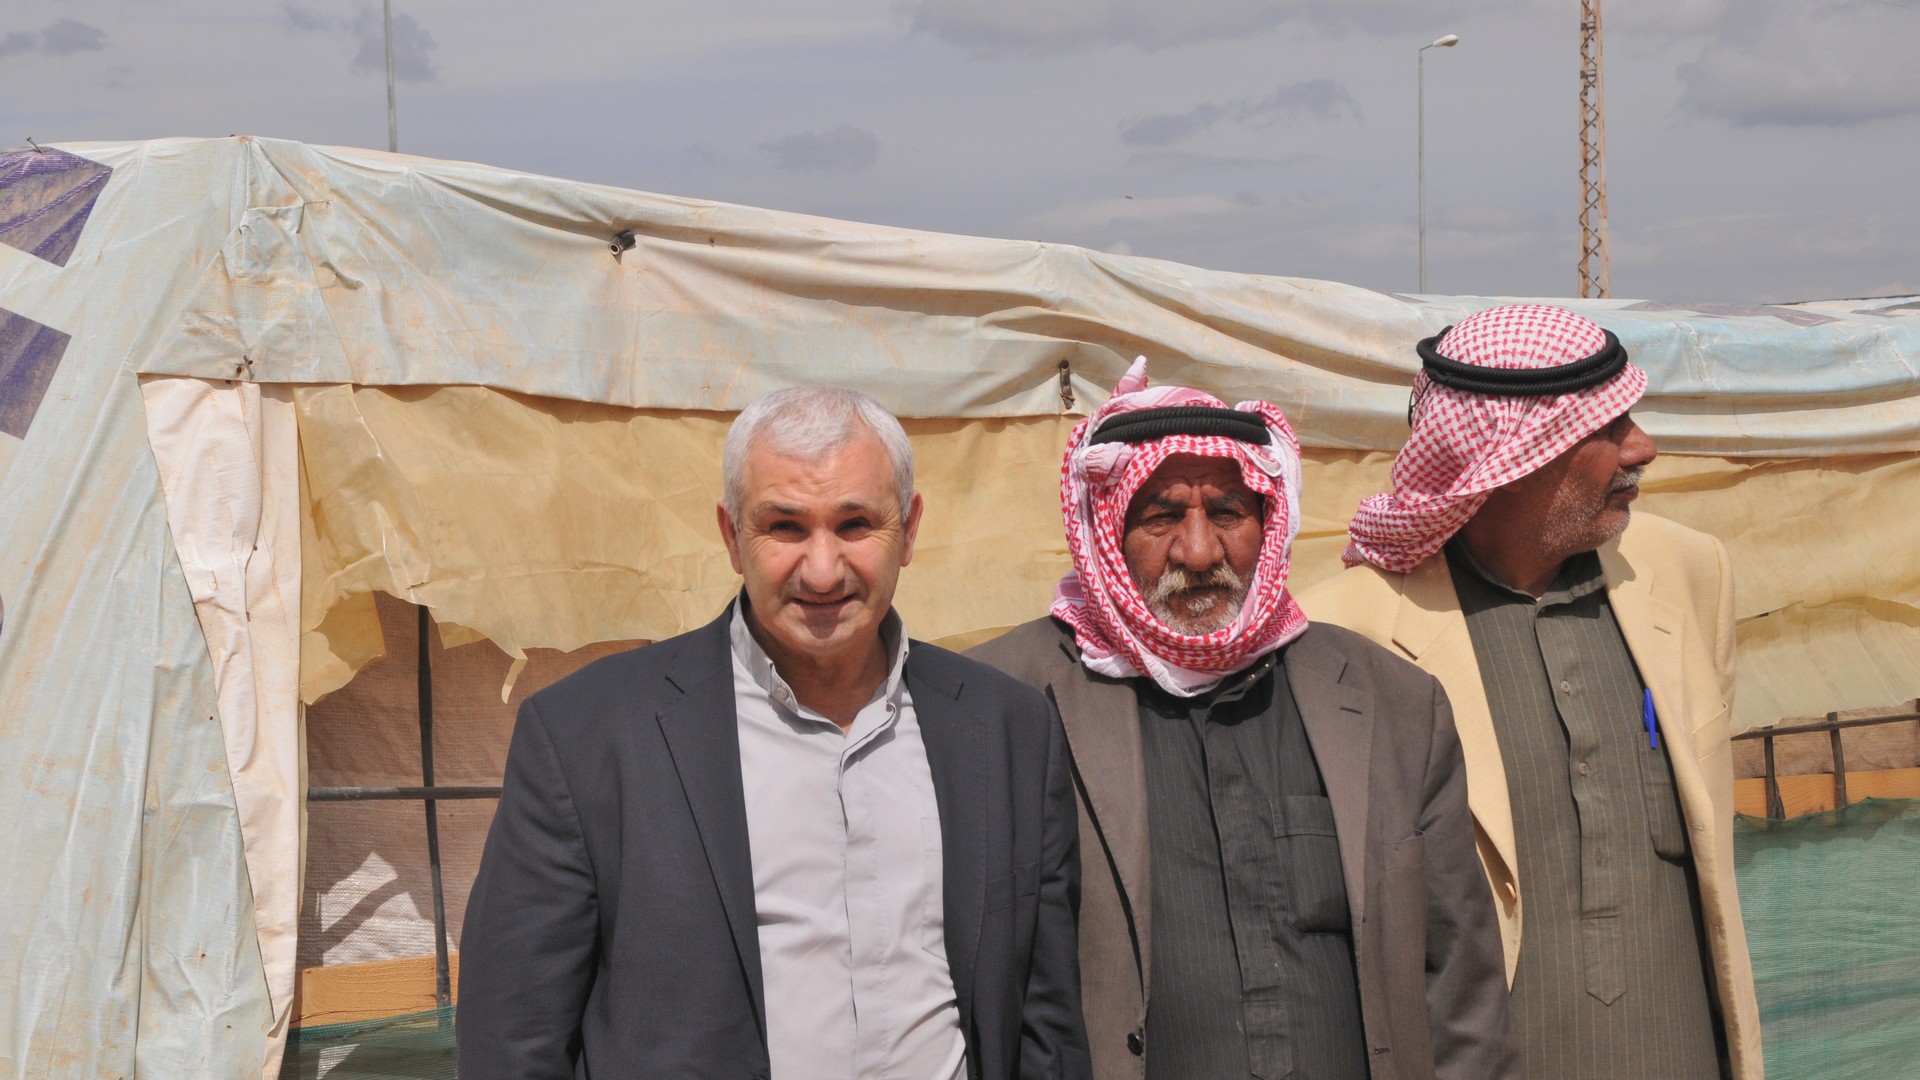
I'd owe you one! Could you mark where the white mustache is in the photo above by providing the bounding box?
[1145,564,1245,606]
[1610,466,1645,494]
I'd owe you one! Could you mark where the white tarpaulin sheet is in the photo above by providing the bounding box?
[1,135,1915,1078]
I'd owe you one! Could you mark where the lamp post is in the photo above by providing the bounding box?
[1418,33,1459,293]
[384,0,399,152]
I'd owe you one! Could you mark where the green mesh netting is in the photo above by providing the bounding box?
[276,801,1920,1079]
[1735,798,1920,1080]
[280,1006,456,1079]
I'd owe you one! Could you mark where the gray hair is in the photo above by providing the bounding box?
[722,386,915,520]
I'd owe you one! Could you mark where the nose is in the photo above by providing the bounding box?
[1619,417,1657,469]
[1167,510,1226,572]
[796,530,844,595]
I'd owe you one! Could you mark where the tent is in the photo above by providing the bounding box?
[2,136,1917,1078]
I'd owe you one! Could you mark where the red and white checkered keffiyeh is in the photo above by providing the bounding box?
[1343,304,1648,573]
[1052,358,1310,697]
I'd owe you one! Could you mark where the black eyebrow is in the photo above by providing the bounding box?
[1135,494,1187,514]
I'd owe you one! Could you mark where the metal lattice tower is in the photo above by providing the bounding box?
[1578,0,1610,298]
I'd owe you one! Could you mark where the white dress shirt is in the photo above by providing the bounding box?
[730,601,968,1080]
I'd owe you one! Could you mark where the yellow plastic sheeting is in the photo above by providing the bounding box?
[297,386,1077,702]
[298,385,1918,729]
[1636,454,1920,729]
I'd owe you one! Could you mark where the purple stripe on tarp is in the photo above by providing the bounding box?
[0,147,112,268]
[0,306,71,439]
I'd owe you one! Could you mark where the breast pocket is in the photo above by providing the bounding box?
[1274,795,1350,934]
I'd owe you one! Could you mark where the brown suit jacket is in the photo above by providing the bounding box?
[1297,513,1763,1080]
[971,617,1517,1080]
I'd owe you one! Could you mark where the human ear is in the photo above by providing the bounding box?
[897,492,924,568]
[716,503,746,576]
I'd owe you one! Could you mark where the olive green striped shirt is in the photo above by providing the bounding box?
[1446,542,1723,1080]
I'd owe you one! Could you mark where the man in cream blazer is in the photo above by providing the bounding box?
[1300,304,1762,1080]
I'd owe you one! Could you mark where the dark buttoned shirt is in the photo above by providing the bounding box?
[1446,542,1722,1080]
[1137,653,1369,1080]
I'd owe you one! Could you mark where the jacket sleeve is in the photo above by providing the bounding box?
[1419,676,1522,1080]
[1019,698,1095,1080]
[456,696,600,1080]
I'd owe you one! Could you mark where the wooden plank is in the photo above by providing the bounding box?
[291,953,458,1028]
[1734,767,1920,819]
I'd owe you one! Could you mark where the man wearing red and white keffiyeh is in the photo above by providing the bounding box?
[1300,304,1764,1080]
[1049,357,1311,696]
[973,360,1517,1080]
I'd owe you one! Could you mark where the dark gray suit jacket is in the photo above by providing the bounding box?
[458,609,1091,1080]
[970,617,1517,1080]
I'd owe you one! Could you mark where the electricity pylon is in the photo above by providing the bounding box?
[1577,0,1609,298]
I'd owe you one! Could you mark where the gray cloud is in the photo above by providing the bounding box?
[1119,103,1228,147]
[0,19,108,59]
[283,2,439,83]
[760,125,880,172]
[1678,2,1920,126]
[3,0,1912,305]
[1124,149,1317,172]
[1119,79,1357,146]
[283,4,335,33]
[1239,79,1360,126]
[902,0,1506,56]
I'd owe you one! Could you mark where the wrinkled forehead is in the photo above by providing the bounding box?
[1124,452,1264,517]
[739,428,899,513]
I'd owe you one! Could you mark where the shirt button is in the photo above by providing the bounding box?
[1127,1031,1144,1056]
[1559,680,1572,693]
[1577,761,1590,776]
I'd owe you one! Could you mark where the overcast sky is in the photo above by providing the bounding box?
[5,0,1917,302]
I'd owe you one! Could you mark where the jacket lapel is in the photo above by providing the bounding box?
[909,646,987,1027]
[1392,555,1520,894]
[1286,630,1375,930]
[1597,538,1707,816]
[1044,634,1155,994]
[653,612,767,1037]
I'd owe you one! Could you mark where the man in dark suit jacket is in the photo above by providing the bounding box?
[458,387,1089,1080]
[972,363,1515,1080]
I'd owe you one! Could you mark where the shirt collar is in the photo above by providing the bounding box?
[1445,538,1607,606]
[1139,649,1278,711]
[729,593,910,712]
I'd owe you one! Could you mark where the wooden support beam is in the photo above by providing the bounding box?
[1734,767,1920,820]
[291,953,459,1028]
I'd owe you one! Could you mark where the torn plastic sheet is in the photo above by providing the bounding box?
[296,384,1078,702]
[0,143,270,1079]
[5,135,1917,1080]
[296,383,1920,731]
[111,137,1920,456]
[140,374,304,1073]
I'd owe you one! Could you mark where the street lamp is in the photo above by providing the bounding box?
[1418,33,1459,293]
[384,0,399,153]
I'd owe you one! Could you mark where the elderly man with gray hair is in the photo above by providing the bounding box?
[459,386,1090,1080]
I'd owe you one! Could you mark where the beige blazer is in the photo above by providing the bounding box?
[1297,512,1763,1080]
[971,618,1517,1080]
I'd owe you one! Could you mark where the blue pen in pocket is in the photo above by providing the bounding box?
[1642,688,1660,750]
